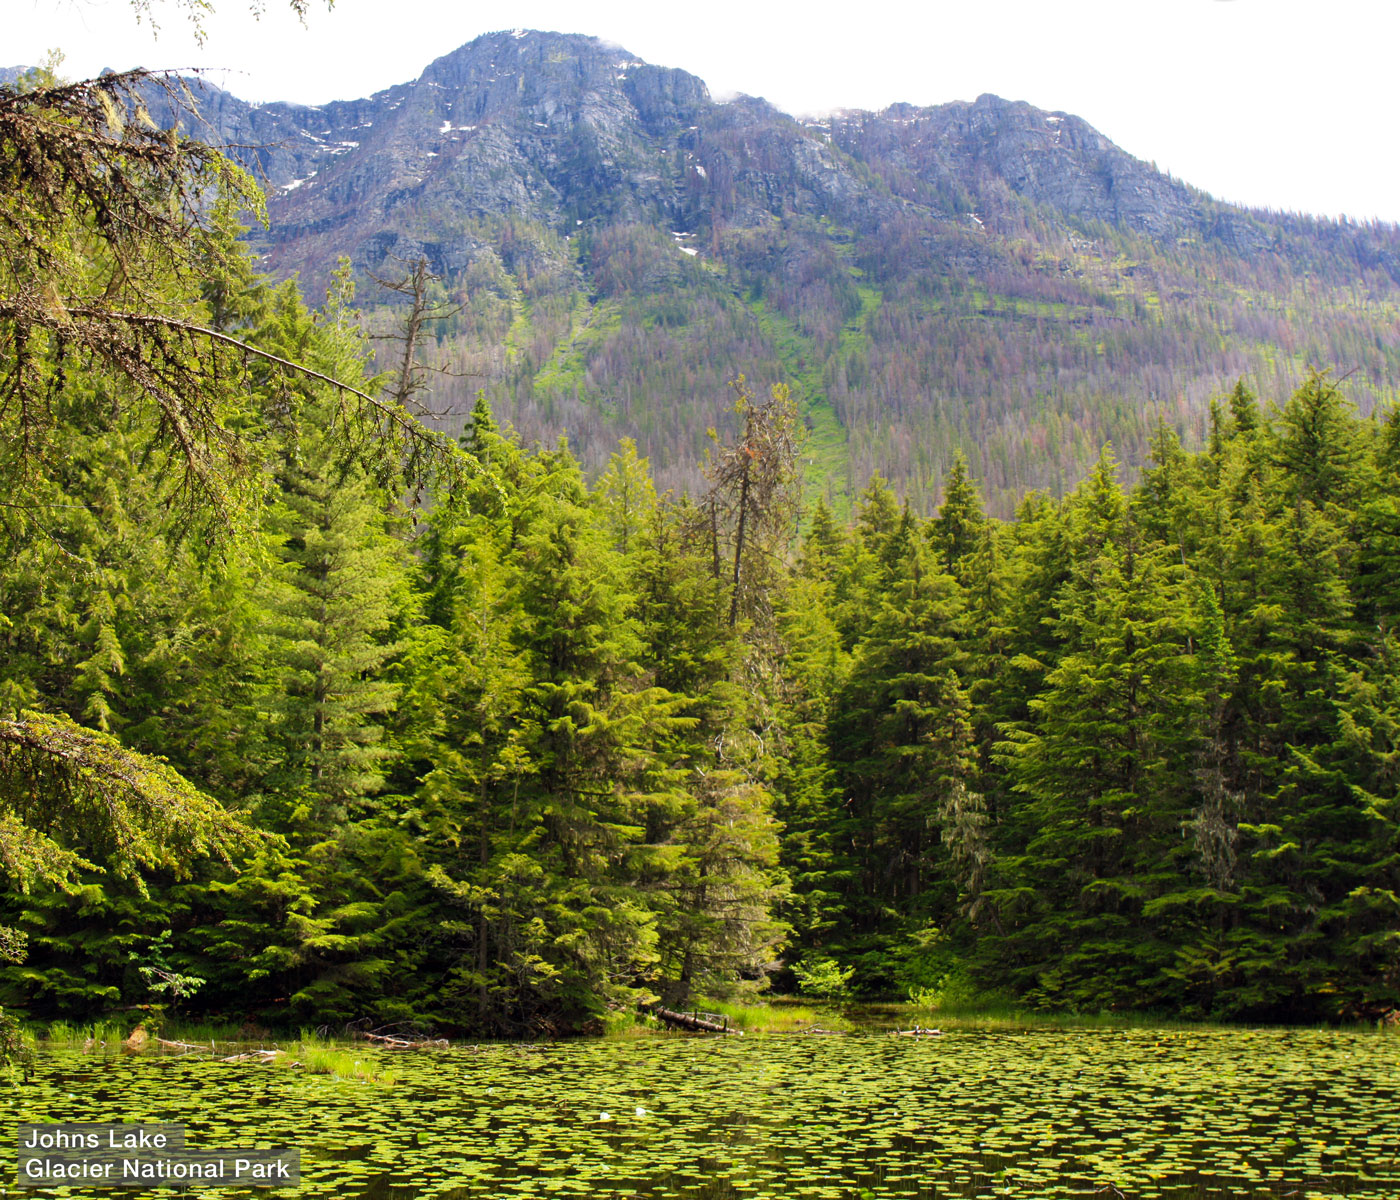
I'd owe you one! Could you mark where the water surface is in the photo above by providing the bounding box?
[6,1027,1399,1198]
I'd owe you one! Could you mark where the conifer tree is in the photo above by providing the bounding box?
[594,438,658,557]
[929,451,987,584]
[828,531,980,986]
[411,420,694,1030]
[243,279,410,824]
[772,551,851,954]
[984,456,1205,1009]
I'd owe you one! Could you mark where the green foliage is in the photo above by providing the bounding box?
[131,931,205,1008]
[774,374,1400,1023]
[0,1007,21,1066]
[0,712,255,888]
[3,131,1397,1039]
[2,16,1395,1042]
[694,996,838,1032]
[0,69,267,535]
[790,956,854,1000]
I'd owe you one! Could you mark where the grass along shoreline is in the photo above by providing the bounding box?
[25,999,1400,1059]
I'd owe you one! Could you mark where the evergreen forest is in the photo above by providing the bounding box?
[3,62,1399,1053]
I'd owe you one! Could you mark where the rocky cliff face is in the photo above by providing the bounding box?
[831,95,1202,236]
[207,33,724,283]
[226,33,885,292]
[173,34,1311,288]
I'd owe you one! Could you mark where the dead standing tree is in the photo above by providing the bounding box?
[370,253,479,417]
[700,377,801,630]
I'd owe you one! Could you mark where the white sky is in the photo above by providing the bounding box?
[12,0,1400,223]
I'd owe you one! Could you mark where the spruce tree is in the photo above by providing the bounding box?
[829,533,980,988]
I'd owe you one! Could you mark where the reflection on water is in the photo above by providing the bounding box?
[6,1027,1399,1199]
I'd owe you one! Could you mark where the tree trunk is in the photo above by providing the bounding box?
[651,1006,735,1034]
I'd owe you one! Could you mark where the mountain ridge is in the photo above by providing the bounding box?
[188,33,1393,274]
[14,32,1400,511]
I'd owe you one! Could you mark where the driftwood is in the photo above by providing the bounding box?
[359,1031,449,1049]
[652,1006,739,1034]
[894,1025,942,1037]
[344,1019,448,1049]
[221,1049,284,1063]
[151,1039,284,1062]
[155,1037,206,1053]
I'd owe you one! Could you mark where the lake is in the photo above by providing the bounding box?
[6,1026,1400,1198]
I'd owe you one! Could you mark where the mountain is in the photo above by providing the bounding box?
[169,32,1400,511]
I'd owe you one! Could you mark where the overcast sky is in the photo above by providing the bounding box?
[12,0,1400,223]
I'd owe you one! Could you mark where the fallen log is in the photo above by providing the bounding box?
[652,1006,739,1034]
[893,1026,942,1037]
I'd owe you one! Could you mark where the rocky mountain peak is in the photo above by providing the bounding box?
[215,30,731,283]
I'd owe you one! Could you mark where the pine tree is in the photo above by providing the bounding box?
[1228,379,1261,438]
[1355,409,1400,630]
[1276,372,1368,510]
